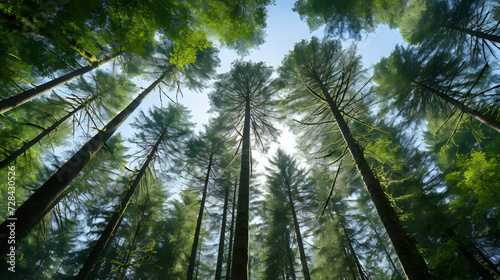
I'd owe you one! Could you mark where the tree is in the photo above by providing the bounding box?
[293,0,408,39]
[279,36,431,279]
[0,71,135,170]
[0,42,219,256]
[75,104,192,279]
[266,149,313,280]
[374,45,500,133]
[184,125,232,280]
[0,53,121,114]
[398,0,500,61]
[209,61,280,279]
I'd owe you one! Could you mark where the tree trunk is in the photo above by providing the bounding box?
[187,152,214,280]
[215,186,230,280]
[339,220,369,280]
[0,53,118,114]
[226,178,238,280]
[415,81,500,133]
[367,219,403,278]
[117,207,147,280]
[75,130,165,280]
[88,215,125,279]
[342,245,358,280]
[443,24,500,44]
[231,95,251,280]
[285,183,311,280]
[284,230,297,280]
[313,79,431,279]
[0,103,84,170]
[0,74,164,256]
[445,228,498,280]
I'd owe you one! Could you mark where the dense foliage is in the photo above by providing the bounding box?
[1,0,499,279]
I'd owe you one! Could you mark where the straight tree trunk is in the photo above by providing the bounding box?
[367,219,403,278]
[0,74,164,256]
[339,220,369,280]
[343,246,359,280]
[445,229,498,280]
[75,130,165,280]
[226,179,238,280]
[0,53,118,114]
[231,95,251,280]
[215,186,230,280]
[443,24,500,44]
[470,243,500,278]
[310,80,431,279]
[187,152,214,280]
[117,207,147,280]
[415,82,500,133]
[285,183,311,280]
[284,231,297,280]
[0,103,84,170]
[88,215,125,279]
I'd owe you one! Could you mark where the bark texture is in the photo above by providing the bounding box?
[187,152,214,280]
[226,179,238,280]
[0,54,117,114]
[416,82,500,133]
[285,183,311,280]
[0,103,84,170]
[0,75,163,256]
[75,131,164,280]
[215,187,230,280]
[231,95,251,280]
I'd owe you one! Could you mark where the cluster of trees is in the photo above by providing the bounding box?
[1,0,499,279]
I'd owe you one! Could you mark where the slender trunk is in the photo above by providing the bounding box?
[0,103,84,170]
[315,81,431,279]
[470,243,500,278]
[443,24,500,44]
[215,187,230,280]
[231,95,251,280]
[0,53,118,114]
[89,215,125,279]
[226,178,238,280]
[340,220,368,280]
[445,229,497,280]
[285,184,311,280]
[75,131,165,280]
[367,219,403,278]
[284,231,297,280]
[187,152,214,280]
[342,244,358,280]
[118,207,146,280]
[416,81,500,133]
[0,74,164,256]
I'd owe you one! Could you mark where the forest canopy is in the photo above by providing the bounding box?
[0,0,499,279]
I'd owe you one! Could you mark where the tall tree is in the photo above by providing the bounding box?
[0,42,219,255]
[75,104,192,279]
[374,45,500,132]
[184,125,231,280]
[279,37,431,279]
[209,61,280,279]
[0,53,121,114]
[398,0,500,61]
[293,0,408,39]
[266,149,313,280]
[0,71,135,169]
